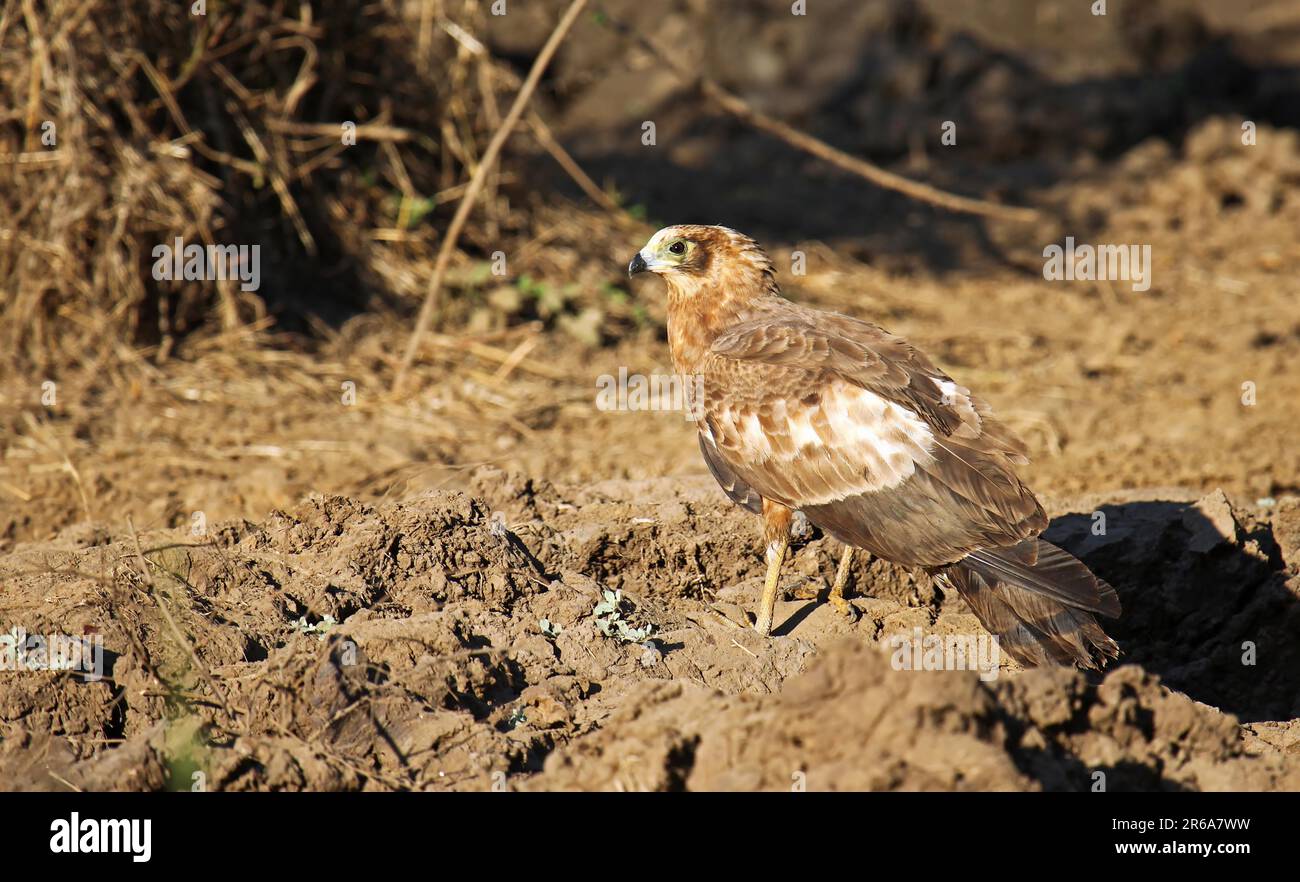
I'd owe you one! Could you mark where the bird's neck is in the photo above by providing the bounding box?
[665,275,775,375]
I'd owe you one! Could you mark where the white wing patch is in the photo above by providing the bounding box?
[715,381,936,506]
[738,412,768,453]
[933,376,981,438]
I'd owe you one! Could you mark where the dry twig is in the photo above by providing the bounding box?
[393,0,591,394]
[600,10,1040,224]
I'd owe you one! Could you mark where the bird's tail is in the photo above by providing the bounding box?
[932,538,1121,670]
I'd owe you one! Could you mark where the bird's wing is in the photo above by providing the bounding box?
[711,313,1029,459]
[697,430,763,514]
[704,313,1045,566]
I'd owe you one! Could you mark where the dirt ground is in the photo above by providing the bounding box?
[2,0,1299,790]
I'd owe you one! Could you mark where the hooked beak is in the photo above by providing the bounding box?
[627,252,647,277]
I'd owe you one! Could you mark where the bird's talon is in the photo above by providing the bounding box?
[789,582,820,601]
[829,595,857,621]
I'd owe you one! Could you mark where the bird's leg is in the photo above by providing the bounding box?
[828,545,856,618]
[755,500,792,636]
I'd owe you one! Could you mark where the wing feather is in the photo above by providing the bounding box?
[711,311,1029,462]
[705,307,1041,562]
[697,430,763,514]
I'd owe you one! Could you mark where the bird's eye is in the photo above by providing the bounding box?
[668,241,686,255]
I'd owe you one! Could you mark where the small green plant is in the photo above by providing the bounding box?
[467,261,495,286]
[516,274,583,319]
[592,589,654,643]
[539,618,562,638]
[401,195,437,228]
[506,707,527,729]
[292,614,337,641]
[515,274,547,300]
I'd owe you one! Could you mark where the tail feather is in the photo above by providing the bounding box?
[936,539,1120,670]
[966,538,1121,618]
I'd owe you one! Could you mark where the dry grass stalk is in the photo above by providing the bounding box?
[392,0,592,395]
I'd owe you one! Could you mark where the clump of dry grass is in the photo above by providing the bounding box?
[0,0,516,379]
[0,1,648,546]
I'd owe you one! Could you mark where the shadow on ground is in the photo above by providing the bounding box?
[1046,493,1300,722]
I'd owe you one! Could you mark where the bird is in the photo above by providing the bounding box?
[627,224,1120,669]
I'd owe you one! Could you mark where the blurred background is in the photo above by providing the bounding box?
[2,0,1298,545]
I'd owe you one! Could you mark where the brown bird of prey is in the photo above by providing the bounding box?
[628,224,1120,669]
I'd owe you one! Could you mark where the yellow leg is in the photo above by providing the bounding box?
[755,537,788,636]
[829,545,856,618]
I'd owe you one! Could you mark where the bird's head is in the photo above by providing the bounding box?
[627,225,776,300]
